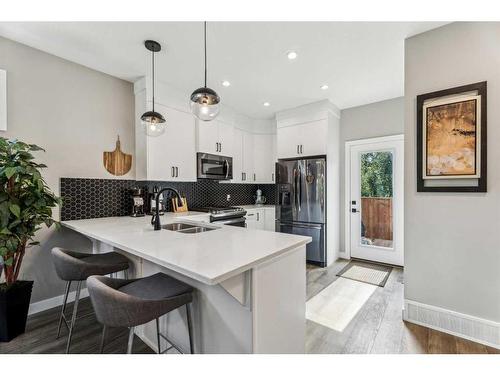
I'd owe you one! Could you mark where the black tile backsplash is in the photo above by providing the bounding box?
[60,178,276,221]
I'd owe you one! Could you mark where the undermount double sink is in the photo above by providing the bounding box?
[161,222,219,234]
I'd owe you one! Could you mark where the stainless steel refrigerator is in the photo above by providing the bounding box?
[275,157,326,266]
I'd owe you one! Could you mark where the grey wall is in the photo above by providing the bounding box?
[405,23,500,322]
[339,97,404,254]
[0,36,135,302]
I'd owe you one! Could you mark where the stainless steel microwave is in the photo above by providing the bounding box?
[197,153,233,180]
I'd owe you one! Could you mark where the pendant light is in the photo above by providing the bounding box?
[190,22,220,121]
[141,40,165,137]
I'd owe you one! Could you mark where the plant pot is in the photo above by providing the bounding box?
[0,280,34,342]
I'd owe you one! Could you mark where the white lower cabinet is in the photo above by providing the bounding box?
[264,209,275,231]
[245,209,265,230]
[245,208,274,231]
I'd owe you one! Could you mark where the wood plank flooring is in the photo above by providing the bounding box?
[0,297,154,354]
[306,260,499,354]
[1,260,497,354]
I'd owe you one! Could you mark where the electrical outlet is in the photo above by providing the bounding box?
[226,194,231,202]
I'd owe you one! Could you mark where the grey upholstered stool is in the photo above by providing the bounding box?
[87,272,194,354]
[51,247,130,353]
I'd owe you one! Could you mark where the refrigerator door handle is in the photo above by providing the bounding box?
[298,165,302,211]
[278,222,323,230]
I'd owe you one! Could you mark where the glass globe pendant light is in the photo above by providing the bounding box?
[190,22,220,121]
[141,40,166,137]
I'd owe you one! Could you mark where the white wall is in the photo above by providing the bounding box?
[339,97,404,254]
[404,22,500,323]
[0,36,135,302]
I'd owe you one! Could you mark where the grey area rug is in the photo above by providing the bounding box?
[337,260,393,287]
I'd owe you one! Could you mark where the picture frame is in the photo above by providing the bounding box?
[416,81,487,192]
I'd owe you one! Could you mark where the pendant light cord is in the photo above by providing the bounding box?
[152,47,155,112]
[204,21,207,88]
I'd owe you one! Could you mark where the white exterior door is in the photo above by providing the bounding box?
[348,136,404,266]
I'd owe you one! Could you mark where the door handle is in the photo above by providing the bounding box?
[224,160,229,179]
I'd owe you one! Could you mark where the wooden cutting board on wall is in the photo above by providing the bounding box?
[103,136,132,176]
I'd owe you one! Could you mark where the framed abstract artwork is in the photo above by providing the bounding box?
[416,81,487,192]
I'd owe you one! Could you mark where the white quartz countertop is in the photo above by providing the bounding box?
[61,211,310,286]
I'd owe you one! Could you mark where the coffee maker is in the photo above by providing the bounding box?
[130,187,145,217]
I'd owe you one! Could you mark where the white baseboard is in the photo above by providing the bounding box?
[404,299,500,349]
[28,288,89,316]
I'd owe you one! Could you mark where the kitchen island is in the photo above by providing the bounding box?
[62,212,310,354]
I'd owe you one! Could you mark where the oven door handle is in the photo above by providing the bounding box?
[213,216,246,225]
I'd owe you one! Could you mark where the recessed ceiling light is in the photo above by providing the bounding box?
[222,80,231,87]
[287,51,298,60]
[263,102,270,107]
[320,84,329,90]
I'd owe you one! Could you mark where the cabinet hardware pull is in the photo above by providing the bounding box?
[175,167,179,177]
[257,212,260,221]
[220,143,222,152]
[297,145,300,154]
[272,173,274,182]
[253,173,256,181]
[300,145,303,154]
[171,166,175,178]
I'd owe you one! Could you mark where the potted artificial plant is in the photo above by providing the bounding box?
[0,138,60,342]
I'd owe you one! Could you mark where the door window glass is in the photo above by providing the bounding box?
[360,151,393,248]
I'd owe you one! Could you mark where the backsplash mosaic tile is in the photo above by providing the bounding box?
[60,178,276,221]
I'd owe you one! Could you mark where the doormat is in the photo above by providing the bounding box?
[336,260,392,287]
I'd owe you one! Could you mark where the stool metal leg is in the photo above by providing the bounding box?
[56,280,71,338]
[65,280,82,354]
[155,318,161,354]
[186,303,194,354]
[100,325,107,354]
[127,327,135,354]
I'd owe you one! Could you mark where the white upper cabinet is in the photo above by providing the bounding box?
[232,128,244,183]
[242,131,254,183]
[196,119,234,156]
[196,119,219,154]
[218,121,234,156]
[253,134,276,183]
[145,105,197,182]
[277,119,328,159]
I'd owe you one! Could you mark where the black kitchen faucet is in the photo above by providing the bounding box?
[151,187,183,230]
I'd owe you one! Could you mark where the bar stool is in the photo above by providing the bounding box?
[51,247,130,353]
[86,272,194,354]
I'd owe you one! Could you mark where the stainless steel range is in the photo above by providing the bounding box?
[192,206,247,227]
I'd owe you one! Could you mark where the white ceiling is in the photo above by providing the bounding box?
[0,22,446,119]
